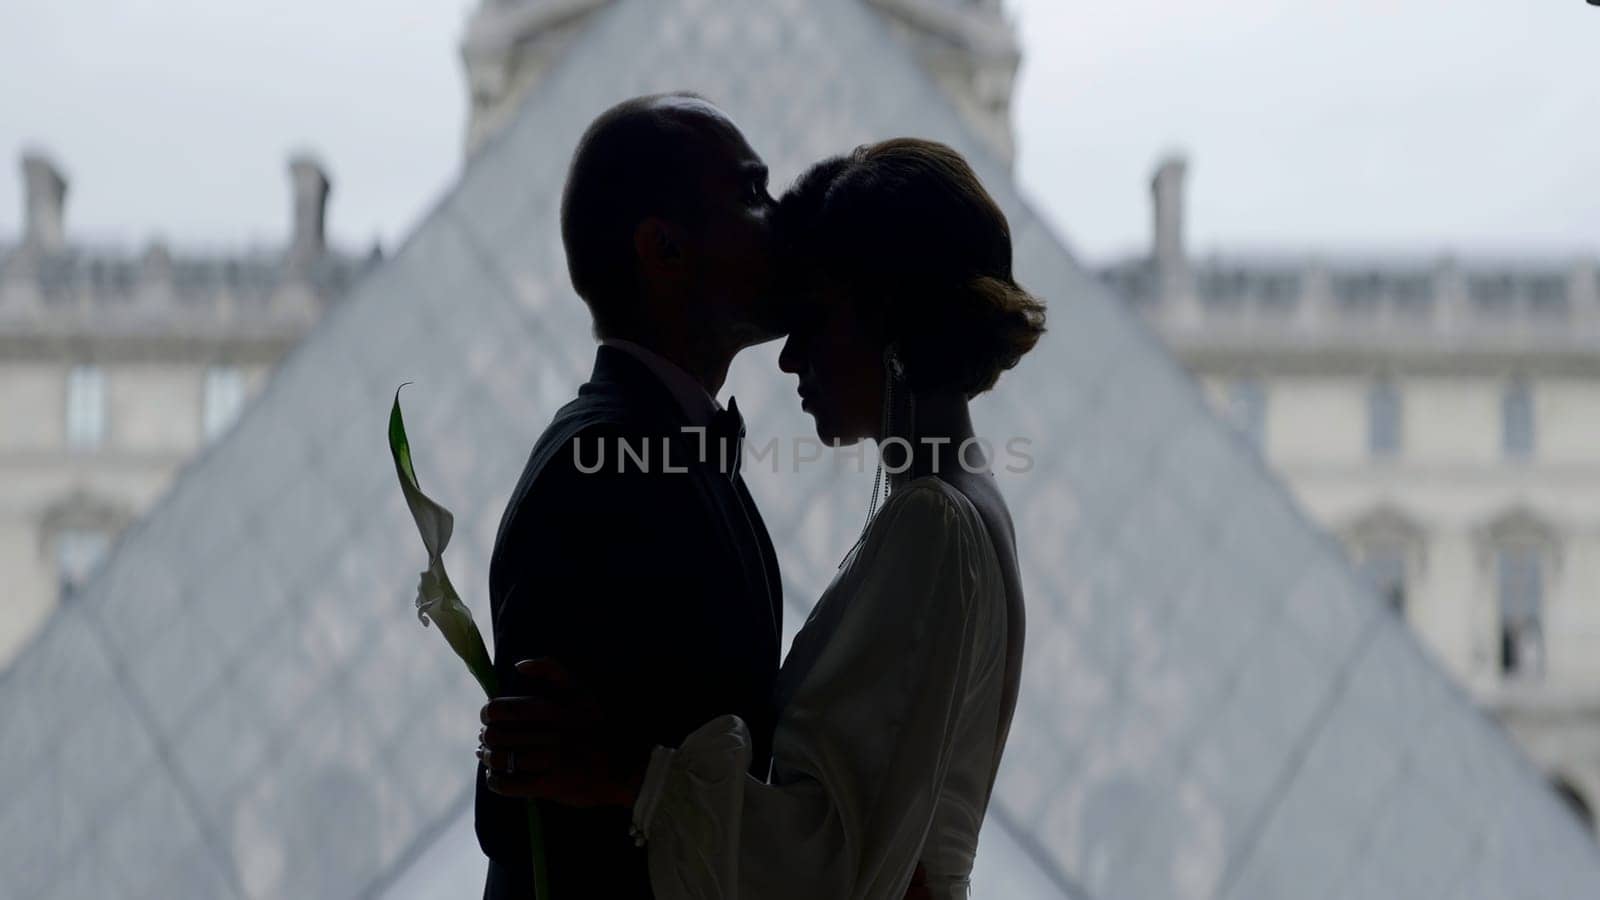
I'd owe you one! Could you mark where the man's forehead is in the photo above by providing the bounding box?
[652,97,762,167]
[652,94,729,123]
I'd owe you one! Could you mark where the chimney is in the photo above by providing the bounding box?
[1569,256,1598,332]
[21,151,68,253]
[288,154,330,261]
[1151,154,1188,295]
[140,239,173,281]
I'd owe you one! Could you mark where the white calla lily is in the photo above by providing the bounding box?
[389,385,497,696]
[389,385,552,899]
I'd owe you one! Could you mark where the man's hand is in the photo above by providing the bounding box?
[477,659,647,808]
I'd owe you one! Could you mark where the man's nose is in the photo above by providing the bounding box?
[777,334,802,374]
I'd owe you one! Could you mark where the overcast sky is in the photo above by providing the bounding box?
[1,0,1596,263]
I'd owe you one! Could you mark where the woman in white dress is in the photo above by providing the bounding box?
[487,138,1045,899]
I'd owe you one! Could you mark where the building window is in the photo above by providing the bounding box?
[1497,546,1545,680]
[1345,507,1423,618]
[1503,380,1534,460]
[1225,379,1267,451]
[56,527,111,602]
[65,364,106,450]
[203,366,246,441]
[1355,543,1410,614]
[1367,379,1401,458]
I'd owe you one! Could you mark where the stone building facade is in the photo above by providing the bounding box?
[1099,156,1600,829]
[0,152,366,664]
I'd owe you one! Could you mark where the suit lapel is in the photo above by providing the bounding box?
[587,345,781,650]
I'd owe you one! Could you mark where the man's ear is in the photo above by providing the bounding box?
[633,217,686,281]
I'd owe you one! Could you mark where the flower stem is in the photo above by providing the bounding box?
[527,802,550,900]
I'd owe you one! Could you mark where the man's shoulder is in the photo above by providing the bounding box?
[528,393,657,472]
[508,392,687,512]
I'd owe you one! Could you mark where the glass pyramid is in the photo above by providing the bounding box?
[3,1,1597,898]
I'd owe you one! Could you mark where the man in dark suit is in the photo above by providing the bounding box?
[474,93,786,899]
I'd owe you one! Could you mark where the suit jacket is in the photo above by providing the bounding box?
[477,344,783,899]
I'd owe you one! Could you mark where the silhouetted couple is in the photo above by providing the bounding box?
[476,93,1045,900]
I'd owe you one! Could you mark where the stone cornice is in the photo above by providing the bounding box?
[1164,330,1600,376]
[1105,253,1600,365]
[1279,460,1600,484]
[0,242,363,361]
[0,448,193,471]
[0,327,305,364]
[1481,684,1600,718]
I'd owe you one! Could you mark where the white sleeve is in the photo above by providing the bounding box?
[630,484,989,900]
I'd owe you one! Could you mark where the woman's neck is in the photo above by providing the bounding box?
[878,388,984,489]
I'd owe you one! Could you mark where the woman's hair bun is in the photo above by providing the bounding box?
[777,138,1047,398]
[897,274,1046,398]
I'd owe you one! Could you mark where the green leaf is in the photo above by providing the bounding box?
[390,386,496,696]
[389,385,454,564]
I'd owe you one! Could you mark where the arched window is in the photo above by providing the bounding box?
[1358,545,1409,614]
[1367,379,1401,458]
[1497,545,1545,679]
[1481,509,1559,682]
[40,490,131,603]
[1344,506,1424,617]
[54,528,111,602]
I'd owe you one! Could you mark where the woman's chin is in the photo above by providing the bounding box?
[815,424,868,449]
[801,405,867,447]
[808,417,833,443]
[805,413,840,445]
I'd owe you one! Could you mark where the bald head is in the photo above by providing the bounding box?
[560,93,746,337]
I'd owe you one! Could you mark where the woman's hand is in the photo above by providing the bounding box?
[478,659,648,808]
[903,863,932,900]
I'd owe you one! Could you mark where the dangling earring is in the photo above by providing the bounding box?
[882,343,915,483]
[842,343,906,568]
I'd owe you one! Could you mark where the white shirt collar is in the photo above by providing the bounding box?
[600,338,723,428]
